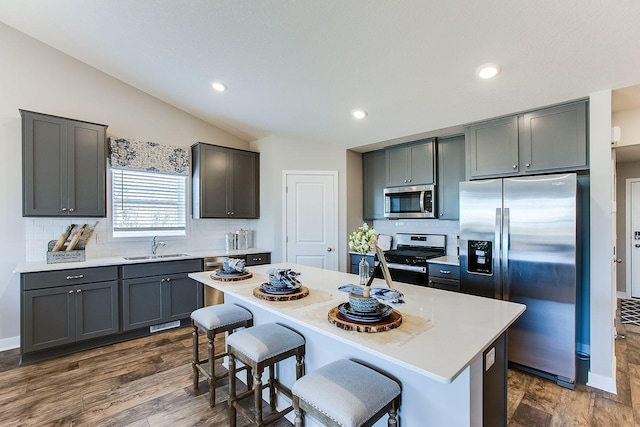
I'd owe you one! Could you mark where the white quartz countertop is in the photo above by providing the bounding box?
[428,255,460,266]
[13,248,271,273]
[189,263,525,384]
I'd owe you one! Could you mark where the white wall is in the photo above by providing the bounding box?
[0,23,252,349]
[588,89,616,393]
[251,135,350,271]
[613,108,640,147]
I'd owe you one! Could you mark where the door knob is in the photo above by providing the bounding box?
[616,259,623,263]
[327,247,333,252]
[636,244,640,248]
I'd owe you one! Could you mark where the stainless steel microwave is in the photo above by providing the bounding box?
[384,184,435,219]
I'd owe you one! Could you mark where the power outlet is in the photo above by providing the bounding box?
[96,229,105,245]
[485,347,496,371]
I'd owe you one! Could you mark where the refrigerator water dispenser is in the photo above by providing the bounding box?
[467,240,492,275]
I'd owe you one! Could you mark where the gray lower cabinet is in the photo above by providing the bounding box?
[21,266,118,354]
[465,100,588,179]
[121,259,203,331]
[21,109,107,217]
[191,142,260,219]
[386,139,435,187]
[245,252,271,266]
[363,150,386,220]
[428,263,460,292]
[437,135,465,220]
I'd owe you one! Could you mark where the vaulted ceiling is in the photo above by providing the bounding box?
[1,1,639,151]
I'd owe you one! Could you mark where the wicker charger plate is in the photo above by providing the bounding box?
[210,270,253,281]
[328,306,402,333]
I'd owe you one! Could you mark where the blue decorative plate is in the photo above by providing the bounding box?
[260,282,302,295]
[337,302,393,323]
[215,269,247,277]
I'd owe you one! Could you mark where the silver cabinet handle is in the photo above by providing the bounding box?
[68,290,74,294]
[66,274,84,280]
[439,269,451,274]
[525,163,530,168]
[61,207,68,212]
[69,208,75,212]
[166,277,172,282]
[512,164,518,169]
[76,289,82,293]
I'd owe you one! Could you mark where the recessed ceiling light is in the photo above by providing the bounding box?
[211,81,227,92]
[476,63,501,79]
[352,109,368,119]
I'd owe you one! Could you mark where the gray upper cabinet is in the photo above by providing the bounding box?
[437,135,465,220]
[386,139,435,187]
[465,100,588,179]
[192,142,260,219]
[363,150,386,220]
[21,110,107,217]
[465,116,519,179]
[519,101,588,174]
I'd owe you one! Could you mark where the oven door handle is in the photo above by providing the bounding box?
[386,262,427,273]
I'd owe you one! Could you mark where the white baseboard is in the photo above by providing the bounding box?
[0,336,19,352]
[587,372,617,394]
[617,291,628,299]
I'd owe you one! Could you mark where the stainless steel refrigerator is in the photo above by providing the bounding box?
[459,172,578,387]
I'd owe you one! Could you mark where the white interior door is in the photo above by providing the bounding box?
[283,171,338,270]
[628,179,640,298]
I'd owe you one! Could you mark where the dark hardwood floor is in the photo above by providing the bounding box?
[1,310,638,426]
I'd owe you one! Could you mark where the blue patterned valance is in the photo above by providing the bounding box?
[109,137,190,175]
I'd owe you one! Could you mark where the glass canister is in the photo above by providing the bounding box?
[236,229,248,250]
[225,232,237,251]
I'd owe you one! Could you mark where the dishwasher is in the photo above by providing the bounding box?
[204,257,225,305]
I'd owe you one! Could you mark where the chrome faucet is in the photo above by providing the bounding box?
[151,236,165,255]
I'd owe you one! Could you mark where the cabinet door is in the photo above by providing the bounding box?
[75,281,119,341]
[229,150,259,218]
[22,112,67,216]
[437,135,465,220]
[386,146,409,187]
[409,140,435,185]
[520,101,587,174]
[23,287,75,353]
[165,275,203,321]
[363,150,386,220]
[466,116,519,179]
[198,144,229,218]
[246,252,271,265]
[122,277,163,331]
[67,120,107,217]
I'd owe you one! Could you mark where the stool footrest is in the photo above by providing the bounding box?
[234,403,294,427]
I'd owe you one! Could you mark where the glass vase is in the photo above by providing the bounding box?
[358,255,370,286]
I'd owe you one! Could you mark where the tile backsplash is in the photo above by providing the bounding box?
[24,217,258,263]
[372,219,460,256]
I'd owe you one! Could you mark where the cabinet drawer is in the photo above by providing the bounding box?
[22,266,118,291]
[122,259,203,279]
[246,252,271,266]
[428,277,460,292]
[428,264,460,280]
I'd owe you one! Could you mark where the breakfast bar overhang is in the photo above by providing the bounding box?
[189,263,525,426]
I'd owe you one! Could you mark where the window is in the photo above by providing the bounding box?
[112,169,187,238]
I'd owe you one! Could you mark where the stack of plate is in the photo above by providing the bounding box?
[215,268,246,277]
[337,302,393,323]
[261,282,302,295]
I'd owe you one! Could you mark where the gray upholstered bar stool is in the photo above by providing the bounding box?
[292,359,401,427]
[227,323,306,427]
[191,304,253,407]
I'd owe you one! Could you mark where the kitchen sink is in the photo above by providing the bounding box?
[123,253,191,261]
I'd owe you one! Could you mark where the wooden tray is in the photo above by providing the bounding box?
[210,270,253,282]
[253,286,309,301]
[328,306,402,333]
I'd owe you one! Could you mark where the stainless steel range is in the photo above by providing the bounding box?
[383,233,446,286]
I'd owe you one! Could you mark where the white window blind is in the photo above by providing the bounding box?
[112,169,187,237]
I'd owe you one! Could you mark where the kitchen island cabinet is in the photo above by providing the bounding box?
[21,110,107,217]
[189,263,525,427]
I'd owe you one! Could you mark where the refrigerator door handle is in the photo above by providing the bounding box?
[495,208,502,300]
[502,207,510,300]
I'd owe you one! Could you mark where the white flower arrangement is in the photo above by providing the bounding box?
[348,223,378,254]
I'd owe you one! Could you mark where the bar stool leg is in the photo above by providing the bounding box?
[293,395,303,427]
[253,367,264,426]
[388,406,398,427]
[192,325,199,390]
[268,364,276,411]
[295,353,304,379]
[207,330,215,407]
[229,353,237,427]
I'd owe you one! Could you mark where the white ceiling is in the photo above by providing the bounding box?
[1,0,640,152]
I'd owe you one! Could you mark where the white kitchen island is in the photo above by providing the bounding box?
[189,263,525,427]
